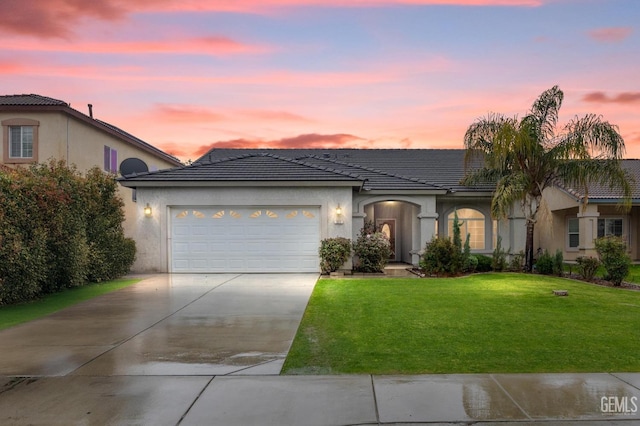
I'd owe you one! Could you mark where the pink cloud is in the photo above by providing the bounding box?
[583,92,640,104]
[152,105,227,123]
[0,0,544,37]
[239,110,313,123]
[193,133,368,156]
[0,0,126,38]
[588,27,633,43]
[4,36,268,56]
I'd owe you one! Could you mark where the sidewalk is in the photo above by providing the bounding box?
[2,372,639,425]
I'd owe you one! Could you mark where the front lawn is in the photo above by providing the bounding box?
[0,278,140,331]
[283,273,640,374]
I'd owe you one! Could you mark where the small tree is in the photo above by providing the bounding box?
[492,235,507,271]
[595,236,630,286]
[576,256,600,281]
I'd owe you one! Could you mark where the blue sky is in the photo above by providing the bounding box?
[0,0,638,160]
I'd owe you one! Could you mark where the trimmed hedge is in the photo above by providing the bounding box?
[0,161,135,305]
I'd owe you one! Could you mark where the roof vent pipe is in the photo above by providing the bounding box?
[88,104,93,118]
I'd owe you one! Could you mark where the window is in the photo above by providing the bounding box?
[2,118,39,163]
[104,145,118,173]
[9,126,33,158]
[448,208,485,250]
[598,218,623,238]
[567,217,579,249]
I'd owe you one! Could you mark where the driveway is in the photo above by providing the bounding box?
[0,274,318,377]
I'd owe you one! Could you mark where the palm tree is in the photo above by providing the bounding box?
[462,85,632,272]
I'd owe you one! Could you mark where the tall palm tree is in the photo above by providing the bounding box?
[462,85,632,272]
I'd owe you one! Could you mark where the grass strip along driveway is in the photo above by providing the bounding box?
[283,273,640,375]
[0,278,139,331]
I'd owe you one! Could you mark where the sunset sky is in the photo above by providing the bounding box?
[1,0,638,161]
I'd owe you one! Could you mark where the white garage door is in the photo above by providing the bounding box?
[170,206,321,273]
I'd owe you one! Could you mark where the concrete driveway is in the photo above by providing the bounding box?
[0,274,317,377]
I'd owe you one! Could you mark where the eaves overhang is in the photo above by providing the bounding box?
[118,179,363,189]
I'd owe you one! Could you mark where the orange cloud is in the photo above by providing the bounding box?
[588,27,633,43]
[193,133,368,156]
[583,92,640,104]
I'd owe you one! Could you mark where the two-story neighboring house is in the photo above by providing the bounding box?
[0,94,182,239]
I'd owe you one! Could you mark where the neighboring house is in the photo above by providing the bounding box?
[0,94,182,238]
[537,160,640,262]
[119,148,527,273]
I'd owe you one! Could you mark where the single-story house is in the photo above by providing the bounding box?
[119,148,527,273]
[537,159,640,262]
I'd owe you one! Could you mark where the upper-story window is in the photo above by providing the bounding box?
[2,118,39,164]
[104,145,118,173]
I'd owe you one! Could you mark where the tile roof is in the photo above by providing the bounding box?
[561,159,640,201]
[196,148,493,192]
[0,94,69,106]
[119,153,366,184]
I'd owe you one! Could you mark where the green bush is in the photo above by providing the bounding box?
[353,223,392,273]
[553,249,564,276]
[508,251,525,272]
[319,237,352,273]
[492,235,507,272]
[0,161,135,305]
[535,249,554,275]
[420,237,458,276]
[576,256,600,281]
[465,255,479,273]
[475,255,493,272]
[595,236,630,286]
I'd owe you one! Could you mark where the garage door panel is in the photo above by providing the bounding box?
[171,206,320,273]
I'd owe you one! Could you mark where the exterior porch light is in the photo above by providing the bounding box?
[335,204,344,225]
[144,203,152,217]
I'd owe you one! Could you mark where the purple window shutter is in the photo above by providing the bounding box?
[111,149,118,173]
[104,146,110,171]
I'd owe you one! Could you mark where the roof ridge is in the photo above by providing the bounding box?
[304,155,448,190]
[263,153,364,180]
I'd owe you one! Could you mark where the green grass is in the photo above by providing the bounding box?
[0,278,139,331]
[283,273,640,375]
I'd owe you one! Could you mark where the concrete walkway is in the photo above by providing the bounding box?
[1,274,639,425]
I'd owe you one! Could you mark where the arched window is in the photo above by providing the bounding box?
[448,208,485,250]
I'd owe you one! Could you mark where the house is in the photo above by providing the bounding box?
[118,148,527,273]
[0,94,182,238]
[537,160,640,262]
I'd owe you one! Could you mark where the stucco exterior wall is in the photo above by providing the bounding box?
[131,186,353,273]
[0,110,179,239]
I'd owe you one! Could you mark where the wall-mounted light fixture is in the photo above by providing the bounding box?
[144,203,152,217]
[335,204,344,225]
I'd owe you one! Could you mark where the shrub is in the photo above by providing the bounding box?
[475,255,493,272]
[465,255,479,273]
[492,235,507,272]
[576,256,600,281]
[0,161,135,305]
[319,237,352,273]
[535,249,554,275]
[553,249,564,276]
[508,251,525,272]
[353,222,392,273]
[595,236,630,286]
[420,237,458,276]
